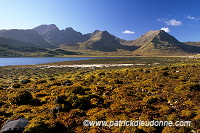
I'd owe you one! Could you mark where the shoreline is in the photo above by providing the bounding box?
[0,56,197,67]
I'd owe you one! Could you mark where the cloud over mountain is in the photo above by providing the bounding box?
[122,30,135,34]
[160,27,170,32]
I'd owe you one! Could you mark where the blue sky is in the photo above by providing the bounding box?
[0,0,200,42]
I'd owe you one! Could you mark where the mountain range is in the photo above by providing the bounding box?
[0,24,199,57]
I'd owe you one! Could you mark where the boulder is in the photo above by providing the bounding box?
[11,83,21,88]
[62,80,73,86]
[50,106,61,114]
[55,96,65,104]
[102,91,110,96]
[49,77,55,81]
[20,79,31,84]
[10,91,33,105]
[98,72,106,76]
[0,118,29,133]
[114,79,123,84]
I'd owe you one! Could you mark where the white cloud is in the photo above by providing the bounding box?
[165,19,182,26]
[187,15,196,20]
[157,18,162,22]
[122,30,135,34]
[186,15,200,20]
[161,27,170,32]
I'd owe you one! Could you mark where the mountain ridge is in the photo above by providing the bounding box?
[0,24,199,56]
[33,24,90,45]
[59,30,137,52]
[121,30,200,55]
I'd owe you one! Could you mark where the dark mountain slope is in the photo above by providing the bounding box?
[61,27,90,44]
[33,24,63,44]
[0,36,80,57]
[0,36,48,57]
[0,29,55,48]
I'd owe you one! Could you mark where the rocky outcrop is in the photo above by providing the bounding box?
[0,118,29,133]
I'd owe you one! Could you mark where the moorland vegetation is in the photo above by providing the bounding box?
[0,57,200,132]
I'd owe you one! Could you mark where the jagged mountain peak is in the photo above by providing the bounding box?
[102,30,111,35]
[126,30,179,47]
[93,30,101,33]
[33,25,90,45]
[127,30,193,55]
[144,30,167,35]
[33,24,59,35]
[151,30,181,45]
[34,24,58,30]
[36,24,57,28]
[63,27,83,35]
[88,30,103,41]
[143,30,177,41]
[140,30,167,40]
[88,30,114,41]
[91,30,109,34]
[64,27,74,30]
[42,24,58,29]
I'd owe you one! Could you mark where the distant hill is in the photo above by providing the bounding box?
[60,30,136,52]
[0,36,80,57]
[124,30,199,56]
[184,41,200,47]
[0,36,47,57]
[33,24,90,45]
[0,29,55,48]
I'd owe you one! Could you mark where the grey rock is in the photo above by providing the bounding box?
[0,118,29,133]
[50,106,61,114]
